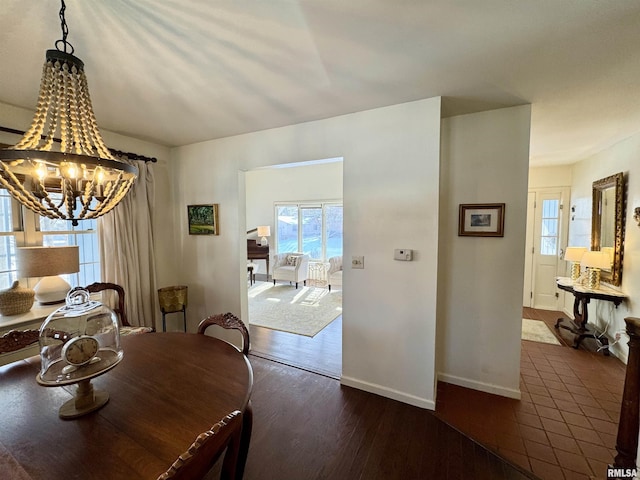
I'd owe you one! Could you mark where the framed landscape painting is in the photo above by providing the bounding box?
[188,204,219,235]
[458,203,505,237]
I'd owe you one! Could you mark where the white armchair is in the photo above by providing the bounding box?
[327,256,343,291]
[272,253,310,289]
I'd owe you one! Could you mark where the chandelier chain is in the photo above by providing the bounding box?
[55,0,74,55]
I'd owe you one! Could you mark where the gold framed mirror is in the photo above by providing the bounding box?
[591,172,625,286]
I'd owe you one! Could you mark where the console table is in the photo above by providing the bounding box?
[554,277,626,355]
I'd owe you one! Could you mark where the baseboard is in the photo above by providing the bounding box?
[607,340,629,364]
[437,373,521,400]
[340,375,436,410]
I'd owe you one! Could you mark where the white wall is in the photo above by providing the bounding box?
[568,132,640,362]
[1,97,535,407]
[528,165,572,189]
[437,105,532,399]
[171,98,442,409]
[245,160,343,274]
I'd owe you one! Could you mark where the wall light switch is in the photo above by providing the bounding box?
[352,256,364,269]
[394,249,413,261]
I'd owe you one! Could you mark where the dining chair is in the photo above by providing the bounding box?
[79,283,154,335]
[157,410,243,480]
[197,312,250,355]
[197,312,253,479]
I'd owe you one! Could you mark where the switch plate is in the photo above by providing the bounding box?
[394,249,413,261]
[351,256,364,269]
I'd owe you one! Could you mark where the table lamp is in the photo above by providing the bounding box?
[564,246,587,281]
[257,226,271,246]
[17,246,80,304]
[580,250,611,290]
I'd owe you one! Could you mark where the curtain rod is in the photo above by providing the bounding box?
[0,125,157,163]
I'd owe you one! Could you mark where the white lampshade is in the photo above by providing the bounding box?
[257,226,271,246]
[565,246,587,281]
[257,226,271,237]
[581,251,611,269]
[17,246,80,304]
[564,247,587,262]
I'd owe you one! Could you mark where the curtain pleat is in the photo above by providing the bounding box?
[98,157,157,329]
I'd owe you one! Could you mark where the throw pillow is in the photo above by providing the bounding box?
[286,255,299,266]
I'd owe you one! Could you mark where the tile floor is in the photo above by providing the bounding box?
[435,307,627,480]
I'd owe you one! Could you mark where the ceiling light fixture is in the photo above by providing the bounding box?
[0,0,137,226]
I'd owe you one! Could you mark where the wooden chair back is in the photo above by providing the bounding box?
[197,312,250,355]
[0,329,40,355]
[83,282,131,327]
[157,410,243,480]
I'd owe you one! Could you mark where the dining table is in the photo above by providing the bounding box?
[0,332,253,480]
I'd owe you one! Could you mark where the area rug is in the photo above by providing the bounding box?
[248,283,342,337]
[521,319,561,345]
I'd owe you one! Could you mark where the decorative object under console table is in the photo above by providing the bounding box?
[554,277,626,355]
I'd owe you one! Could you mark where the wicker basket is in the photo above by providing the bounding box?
[0,281,35,316]
[158,285,188,313]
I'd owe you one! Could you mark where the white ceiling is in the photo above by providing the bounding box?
[1,1,639,166]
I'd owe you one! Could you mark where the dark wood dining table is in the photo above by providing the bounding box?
[0,332,253,480]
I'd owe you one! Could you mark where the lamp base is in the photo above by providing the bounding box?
[260,236,269,246]
[570,263,581,281]
[586,268,601,290]
[34,276,72,304]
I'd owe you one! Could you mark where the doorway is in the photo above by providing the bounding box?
[243,158,343,378]
[523,187,570,310]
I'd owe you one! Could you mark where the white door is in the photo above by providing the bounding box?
[522,192,535,307]
[523,188,569,310]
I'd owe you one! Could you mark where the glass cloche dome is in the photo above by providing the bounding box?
[37,288,123,386]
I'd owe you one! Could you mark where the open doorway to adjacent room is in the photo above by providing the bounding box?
[244,157,343,378]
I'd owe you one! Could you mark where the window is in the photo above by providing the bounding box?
[41,218,100,288]
[0,189,100,289]
[540,199,559,256]
[0,189,23,288]
[275,202,343,261]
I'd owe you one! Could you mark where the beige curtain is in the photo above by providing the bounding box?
[98,157,157,329]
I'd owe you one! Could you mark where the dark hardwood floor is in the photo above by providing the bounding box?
[239,355,538,480]
[243,279,537,479]
[249,315,342,379]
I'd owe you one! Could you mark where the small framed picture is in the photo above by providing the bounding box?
[187,204,219,235]
[458,203,505,237]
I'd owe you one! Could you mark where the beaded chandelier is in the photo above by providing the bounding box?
[0,1,137,226]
